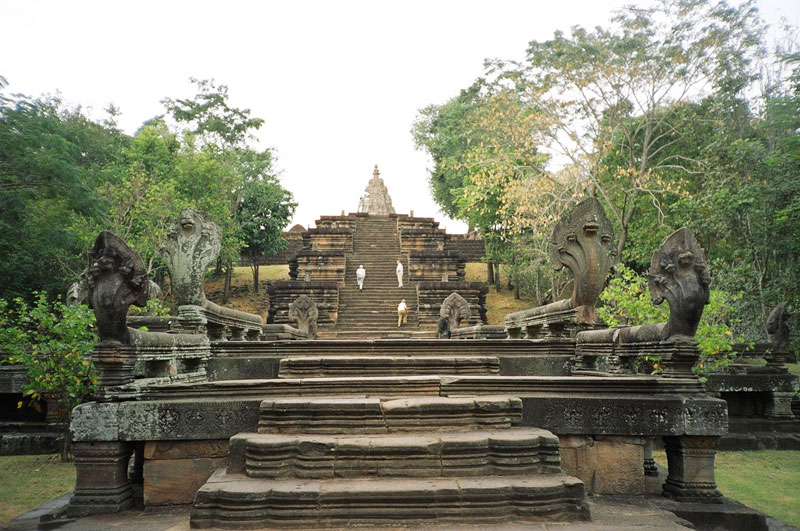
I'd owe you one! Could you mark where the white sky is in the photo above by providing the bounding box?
[2,0,798,233]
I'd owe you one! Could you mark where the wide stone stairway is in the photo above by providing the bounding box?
[333,216,421,338]
[191,391,589,528]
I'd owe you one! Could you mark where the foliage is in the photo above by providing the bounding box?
[597,264,745,374]
[237,177,296,292]
[0,89,125,299]
[0,292,97,460]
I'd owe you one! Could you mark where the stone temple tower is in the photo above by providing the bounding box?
[357,164,395,215]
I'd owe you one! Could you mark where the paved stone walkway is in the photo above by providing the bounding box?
[15,497,692,530]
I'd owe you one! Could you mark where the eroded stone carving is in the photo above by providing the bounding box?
[440,292,471,332]
[161,208,222,306]
[289,295,318,339]
[86,231,149,344]
[766,302,791,354]
[550,197,616,308]
[647,227,710,340]
[506,198,615,338]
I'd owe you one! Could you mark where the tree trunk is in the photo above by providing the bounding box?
[514,284,520,300]
[493,263,501,288]
[252,262,260,294]
[222,262,232,304]
[487,262,495,284]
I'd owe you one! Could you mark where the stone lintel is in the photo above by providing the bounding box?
[70,385,725,443]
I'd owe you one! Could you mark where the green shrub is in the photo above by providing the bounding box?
[0,292,97,460]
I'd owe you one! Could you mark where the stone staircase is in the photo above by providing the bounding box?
[191,394,589,528]
[333,216,423,338]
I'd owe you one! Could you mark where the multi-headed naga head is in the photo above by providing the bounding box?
[549,197,616,307]
[161,209,222,306]
[648,227,710,340]
[86,231,148,344]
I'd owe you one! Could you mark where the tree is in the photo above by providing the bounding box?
[0,85,125,300]
[493,0,766,258]
[163,79,290,302]
[237,177,296,292]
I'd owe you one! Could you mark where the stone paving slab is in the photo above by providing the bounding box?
[27,495,707,530]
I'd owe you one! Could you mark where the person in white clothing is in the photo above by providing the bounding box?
[396,259,404,288]
[356,264,366,290]
[397,299,408,327]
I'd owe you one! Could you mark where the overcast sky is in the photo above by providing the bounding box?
[2,1,798,233]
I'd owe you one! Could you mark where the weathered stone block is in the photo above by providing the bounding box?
[143,456,226,505]
[594,435,645,495]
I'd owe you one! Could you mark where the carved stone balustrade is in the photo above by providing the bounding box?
[505,198,616,340]
[705,303,799,439]
[161,209,264,341]
[450,324,508,340]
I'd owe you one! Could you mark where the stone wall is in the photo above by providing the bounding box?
[291,251,347,283]
[409,251,465,282]
[449,234,486,262]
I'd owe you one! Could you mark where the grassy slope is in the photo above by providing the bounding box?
[0,455,75,523]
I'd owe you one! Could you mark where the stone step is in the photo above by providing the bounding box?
[230,428,562,479]
[278,356,500,378]
[191,470,588,528]
[256,396,522,434]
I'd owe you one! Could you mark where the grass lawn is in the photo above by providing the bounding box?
[0,454,75,524]
[654,450,800,527]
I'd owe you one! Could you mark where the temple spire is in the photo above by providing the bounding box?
[357,164,396,215]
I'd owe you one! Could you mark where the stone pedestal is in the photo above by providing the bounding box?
[766,391,796,419]
[68,441,135,516]
[662,435,722,503]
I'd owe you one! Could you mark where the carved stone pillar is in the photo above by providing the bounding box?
[643,439,659,477]
[662,436,722,503]
[68,441,135,516]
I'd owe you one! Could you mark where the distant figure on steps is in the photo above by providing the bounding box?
[356,264,366,291]
[397,299,408,327]
[396,259,404,288]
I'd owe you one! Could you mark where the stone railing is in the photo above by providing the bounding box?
[177,301,264,342]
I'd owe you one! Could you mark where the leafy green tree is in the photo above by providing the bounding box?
[237,177,296,292]
[164,79,289,302]
[0,293,97,461]
[0,85,125,300]
[500,0,767,259]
